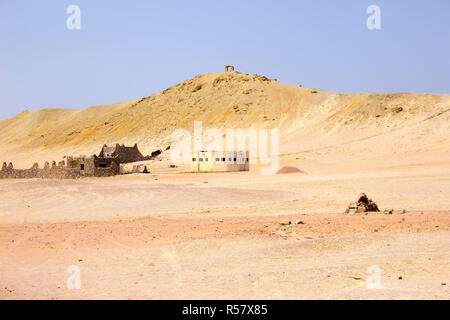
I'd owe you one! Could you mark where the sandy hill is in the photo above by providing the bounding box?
[1,71,449,168]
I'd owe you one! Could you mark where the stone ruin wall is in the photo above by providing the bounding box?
[0,144,158,180]
[0,160,121,180]
[109,144,158,164]
[93,162,120,177]
[120,163,149,174]
[0,161,81,179]
[1,158,124,180]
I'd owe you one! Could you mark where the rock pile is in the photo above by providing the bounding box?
[345,193,380,214]
[131,164,149,174]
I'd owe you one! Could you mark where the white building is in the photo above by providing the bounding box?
[191,150,249,172]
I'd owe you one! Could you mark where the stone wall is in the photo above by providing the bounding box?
[93,161,120,177]
[0,143,158,179]
[0,161,81,179]
[66,156,96,175]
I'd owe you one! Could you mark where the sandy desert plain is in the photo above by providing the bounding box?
[0,71,449,299]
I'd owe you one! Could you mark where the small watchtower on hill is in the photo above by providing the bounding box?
[224,65,235,72]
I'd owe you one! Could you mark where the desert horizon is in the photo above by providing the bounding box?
[0,0,449,308]
[1,68,448,300]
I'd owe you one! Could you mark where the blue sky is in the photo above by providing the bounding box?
[0,0,449,119]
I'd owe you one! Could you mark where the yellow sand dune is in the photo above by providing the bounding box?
[1,71,449,168]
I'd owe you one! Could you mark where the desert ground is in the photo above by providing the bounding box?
[0,160,449,299]
[0,71,449,299]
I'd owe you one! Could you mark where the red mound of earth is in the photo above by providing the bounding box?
[276,166,304,174]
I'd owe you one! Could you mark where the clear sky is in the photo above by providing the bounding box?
[1,0,449,119]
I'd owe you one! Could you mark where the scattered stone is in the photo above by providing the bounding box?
[131,164,149,174]
[392,106,404,113]
[398,276,403,280]
[346,204,357,214]
[295,220,304,225]
[280,221,292,226]
[218,219,224,223]
[345,193,380,214]
[192,84,203,92]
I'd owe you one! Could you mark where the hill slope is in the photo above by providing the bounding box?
[1,71,449,168]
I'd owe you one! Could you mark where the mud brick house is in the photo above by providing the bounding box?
[66,143,157,177]
[98,143,154,164]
